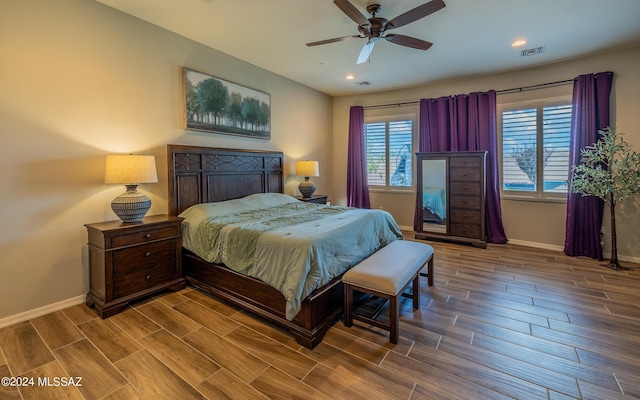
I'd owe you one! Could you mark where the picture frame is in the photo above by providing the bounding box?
[183,67,271,139]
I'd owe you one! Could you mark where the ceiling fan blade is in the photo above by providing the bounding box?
[384,34,433,50]
[386,0,446,30]
[306,35,359,47]
[333,0,370,27]
[357,41,376,64]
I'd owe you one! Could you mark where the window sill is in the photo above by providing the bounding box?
[501,194,567,204]
[368,188,415,194]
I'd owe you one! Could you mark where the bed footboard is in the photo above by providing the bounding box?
[183,251,343,349]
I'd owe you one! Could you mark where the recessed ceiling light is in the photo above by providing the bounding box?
[512,39,527,47]
[345,74,355,80]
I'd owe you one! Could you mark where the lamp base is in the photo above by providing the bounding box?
[298,178,316,198]
[111,184,151,223]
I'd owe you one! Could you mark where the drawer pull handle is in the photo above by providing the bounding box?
[463,172,467,176]
[145,252,152,257]
[463,186,467,190]
[463,200,468,204]
[145,234,151,238]
[145,275,151,280]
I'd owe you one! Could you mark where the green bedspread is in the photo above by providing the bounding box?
[179,193,404,320]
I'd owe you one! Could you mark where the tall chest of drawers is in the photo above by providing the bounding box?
[448,154,485,242]
[416,151,487,248]
[85,215,186,317]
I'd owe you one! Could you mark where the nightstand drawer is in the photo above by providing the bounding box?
[112,239,177,274]
[111,225,180,248]
[113,260,177,298]
[296,195,328,204]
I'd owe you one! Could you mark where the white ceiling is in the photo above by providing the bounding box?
[97,0,640,96]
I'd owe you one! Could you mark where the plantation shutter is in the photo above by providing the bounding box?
[365,122,386,186]
[388,121,412,187]
[502,108,537,192]
[365,119,413,188]
[542,105,571,193]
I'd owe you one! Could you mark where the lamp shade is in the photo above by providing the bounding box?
[105,155,158,184]
[295,160,319,177]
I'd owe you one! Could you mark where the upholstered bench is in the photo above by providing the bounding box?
[342,240,435,344]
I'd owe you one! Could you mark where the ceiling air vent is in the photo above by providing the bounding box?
[521,46,544,57]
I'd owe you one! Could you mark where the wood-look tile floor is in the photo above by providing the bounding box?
[1,239,640,399]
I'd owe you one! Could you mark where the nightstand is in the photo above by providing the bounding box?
[85,215,186,318]
[296,194,328,204]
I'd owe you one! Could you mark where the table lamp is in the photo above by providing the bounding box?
[296,160,319,198]
[105,154,158,222]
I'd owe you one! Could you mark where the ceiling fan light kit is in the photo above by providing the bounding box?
[307,0,445,64]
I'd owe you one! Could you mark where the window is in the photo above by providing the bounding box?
[365,117,414,190]
[501,102,571,199]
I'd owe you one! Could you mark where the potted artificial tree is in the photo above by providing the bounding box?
[569,127,640,270]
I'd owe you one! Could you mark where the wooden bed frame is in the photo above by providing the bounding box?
[167,144,344,349]
[423,207,446,224]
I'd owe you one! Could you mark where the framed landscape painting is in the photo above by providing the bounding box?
[183,67,271,139]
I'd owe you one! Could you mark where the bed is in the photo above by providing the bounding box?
[167,145,403,348]
[422,186,446,224]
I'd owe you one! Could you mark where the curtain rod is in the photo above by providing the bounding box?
[362,78,575,110]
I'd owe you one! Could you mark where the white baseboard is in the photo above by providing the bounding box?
[503,239,640,264]
[0,295,86,329]
[604,253,640,265]
[505,239,565,252]
[405,232,640,265]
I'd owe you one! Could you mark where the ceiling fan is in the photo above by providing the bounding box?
[307,0,446,64]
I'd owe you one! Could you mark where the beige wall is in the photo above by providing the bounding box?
[333,45,640,261]
[0,0,332,321]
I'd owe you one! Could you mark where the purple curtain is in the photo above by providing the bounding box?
[346,106,371,208]
[564,71,613,259]
[414,91,507,243]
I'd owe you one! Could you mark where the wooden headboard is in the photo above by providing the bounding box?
[167,145,284,216]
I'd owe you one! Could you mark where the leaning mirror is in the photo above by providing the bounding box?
[421,159,447,233]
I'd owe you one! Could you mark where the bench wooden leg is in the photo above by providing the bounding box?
[343,283,353,327]
[389,295,399,344]
[412,273,420,309]
[419,255,434,286]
